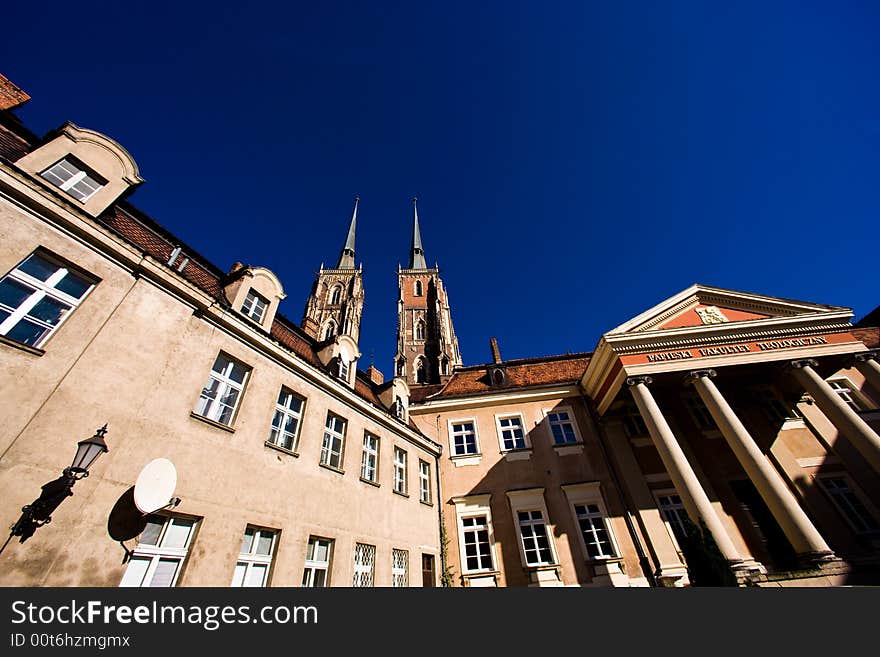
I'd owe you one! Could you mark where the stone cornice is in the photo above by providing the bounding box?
[410,385,581,413]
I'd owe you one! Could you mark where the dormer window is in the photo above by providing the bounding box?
[414,280,423,296]
[338,358,350,382]
[490,367,507,387]
[40,156,106,203]
[393,397,406,421]
[241,289,268,324]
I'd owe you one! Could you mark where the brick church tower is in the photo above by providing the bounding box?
[302,198,365,344]
[395,199,462,385]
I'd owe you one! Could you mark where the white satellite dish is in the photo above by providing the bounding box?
[133,458,178,514]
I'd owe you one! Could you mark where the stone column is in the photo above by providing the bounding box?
[790,359,880,473]
[853,351,880,398]
[685,369,835,563]
[625,376,744,566]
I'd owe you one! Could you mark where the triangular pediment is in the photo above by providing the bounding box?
[608,284,851,336]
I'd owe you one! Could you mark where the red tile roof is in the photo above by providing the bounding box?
[853,326,879,349]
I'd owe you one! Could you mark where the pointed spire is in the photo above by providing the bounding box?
[409,197,427,269]
[337,196,358,269]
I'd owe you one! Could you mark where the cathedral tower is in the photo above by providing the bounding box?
[302,198,365,344]
[395,199,462,385]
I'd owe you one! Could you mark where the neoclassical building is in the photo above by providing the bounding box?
[1,72,878,587]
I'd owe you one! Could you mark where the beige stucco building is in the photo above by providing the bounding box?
[1,72,878,587]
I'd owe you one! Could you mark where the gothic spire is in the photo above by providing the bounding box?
[409,197,427,269]
[337,196,358,269]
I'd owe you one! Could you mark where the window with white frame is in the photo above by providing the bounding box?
[460,515,494,572]
[753,386,800,423]
[193,353,250,426]
[241,289,268,324]
[337,358,350,382]
[516,510,556,566]
[657,493,689,546]
[828,378,873,412]
[547,409,579,445]
[231,527,277,587]
[393,447,408,495]
[820,476,879,534]
[392,549,409,587]
[450,421,479,456]
[302,536,333,587]
[393,397,406,421]
[496,414,527,451]
[574,504,617,559]
[352,543,376,587]
[40,156,106,202]
[119,515,196,587]
[419,460,431,504]
[684,395,716,431]
[361,432,379,482]
[0,251,95,348]
[320,413,347,469]
[268,387,305,451]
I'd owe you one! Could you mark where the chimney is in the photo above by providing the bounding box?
[229,262,245,274]
[366,365,384,385]
[490,337,502,364]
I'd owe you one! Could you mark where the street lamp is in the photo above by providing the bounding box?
[8,424,110,542]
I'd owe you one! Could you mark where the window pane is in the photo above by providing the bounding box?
[6,319,50,346]
[231,563,247,587]
[244,563,268,587]
[240,528,255,554]
[228,361,248,384]
[148,558,180,587]
[140,517,164,546]
[0,278,35,309]
[255,531,274,556]
[27,296,70,325]
[119,556,151,587]
[54,271,92,299]
[18,254,60,282]
[162,518,193,549]
[313,570,326,587]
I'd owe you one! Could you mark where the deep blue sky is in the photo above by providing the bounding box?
[3,2,878,372]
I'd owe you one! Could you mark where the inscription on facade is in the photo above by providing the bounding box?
[756,336,827,351]
[642,335,830,363]
[646,351,693,362]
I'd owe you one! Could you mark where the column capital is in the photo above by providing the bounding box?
[625,375,652,387]
[788,358,819,371]
[683,369,717,386]
[853,350,880,364]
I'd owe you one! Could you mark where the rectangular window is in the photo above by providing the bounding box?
[517,510,555,566]
[684,395,716,431]
[828,379,872,412]
[547,410,578,445]
[40,156,106,202]
[241,289,268,324]
[419,460,431,503]
[451,421,478,456]
[497,415,526,451]
[820,477,879,534]
[461,515,494,572]
[268,387,305,451]
[753,386,800,423]
[352,543,376,587]
[657,494,689,546]
[393,447,408,495]
[621,404,648,438]
[120,515,196,587]
[0,251,95,348]
[320,413,347,469]
[194,353,250,426]
[392,549,409,587]
[360,432,379,482]
[302,536,333,587]
[421,554,436,587]
[231,527,277,587]
[574,504,616,559]
[338,358,350,381]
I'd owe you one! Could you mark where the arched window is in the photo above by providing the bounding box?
[440,358,449,375]
[415,320,425,341]
[338,357,349,381]
[396,359,406,377]
[416,358,427,384]
[414,280,423,296]
[329,286,342,305]
[323,321,336,341]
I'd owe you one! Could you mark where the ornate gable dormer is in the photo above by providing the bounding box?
[222,263,286,331]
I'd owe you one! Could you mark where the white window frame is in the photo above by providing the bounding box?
[393,447,408,495]
[452,495,497,576]
[302,536,333,587]
[320,412,347,469]
[448,418,480,458]
[231,526,277,587]
[827,377,875,412]
[495,413,529,452]
[268,387,305,451]
[817,474,879,535]
[753,385,801,423]
[40,156,105,202]
[392,548,409,587]
[338,358,350,382]
[119,514,197,587]
[419,459,432,504]
[352,542,376,587]
[360,432,379,483]
[241,289,268,324]
[506,488,558,568]
[562,483,620,561]
[543,406,582,445]
[0,251,95,349]
[193,353,250,426]
[655,489,689,551]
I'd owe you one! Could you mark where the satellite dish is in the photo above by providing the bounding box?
[133,458,178,514]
